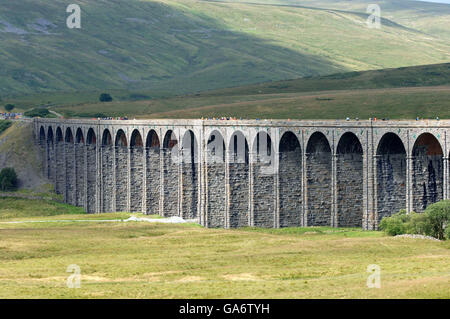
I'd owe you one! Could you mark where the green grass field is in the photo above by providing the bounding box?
[0,197,449,298]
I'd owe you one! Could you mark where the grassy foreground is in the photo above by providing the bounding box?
[0,198,449,298]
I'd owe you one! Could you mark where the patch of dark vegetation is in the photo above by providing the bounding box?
[0,120,12,134]
[0,167,18,191]
[380,200,450,240]
[24,108,51,118]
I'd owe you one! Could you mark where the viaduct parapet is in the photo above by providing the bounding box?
[34,118,450,230]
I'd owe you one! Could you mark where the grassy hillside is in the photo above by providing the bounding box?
[46,63,450,120]
[0,0,449,97]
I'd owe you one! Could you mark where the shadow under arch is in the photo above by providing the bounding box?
[278,131,302,227]
[376,132,406,223]
[162,130,179,217]
[181,130,199,219]
[412,133,443,212]
[145,130,161,215]
[228,130,249,228]
[206,130,226,228]
[115,129,128,212]
[336,132,363,227]
[101,129,114,212]
[306,131,332,226]
[252,131,275,228]
[130,130,144,213]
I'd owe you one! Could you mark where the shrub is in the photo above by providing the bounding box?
[4,104,15,112]
[423,200,450,240]
[0,120,12,134]
[99,93,113,102]
[379,209,411,236]
[380,201,450,240]
[24,108,51,118]
[0,168,18,191]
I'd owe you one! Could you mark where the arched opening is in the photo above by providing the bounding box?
[162,130,179,217]
[64,128,75,205]
[86,128,97,213]
[279,131,302,227]
[39,126,46,143]
[252,131,275,228]
[130,130,144,213]
[376,133,406,223]
[412,133,443,212]
[115,129,128,212]
[101,129,114,212]
[306,132,332,226]
[75,128,85,208]
[207,130,226,227]
[54,127,64,195]
[229,131,249,228]
[145,130,161,215]
[181,130,199,219]
[336,132,363,227]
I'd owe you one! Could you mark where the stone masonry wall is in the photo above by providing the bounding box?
[75,143,85,207]
[86,144,97,213]
[377,154,406,222]
[279,151,302,227]
[182,161,198,219]
[115,146,128,212]
[101,146,114,212]
[163,149,178,217]
[146,148,160,215]
[55,142,65,195]
[307,152,332,226]
[337,154,363,227]
[207,162,226,228]
[412,152,443,212]
[253,158,275,228]
[65,143,76,206]
[130,147,144,212]
[229,162,249,228]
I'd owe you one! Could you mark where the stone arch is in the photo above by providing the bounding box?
[376,133,406,223]
[278,131,302,227]
[115,129,128,212]
[101,129,114,212]
[85,128,97,213]
[74,128,85,208]
[56,127,63,142]
[162,130,179,217]
[181,130,199,219]
[64,128,75,205]
[54,127,64,195]
[65,128,74,143]
[206,130,226,227]
[39,126,46,142]
[47,126,54,144]
[228,131,250,228]
[130,130,144,212]
[252,131,275,228]
[145,130,161,215]
[306,131,332,226]
[412,133,444,212]
[336,132,363,227]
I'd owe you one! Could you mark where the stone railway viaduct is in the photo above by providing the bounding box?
[34,118,450,230]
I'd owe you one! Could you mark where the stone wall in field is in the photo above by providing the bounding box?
[35,118,450,230]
